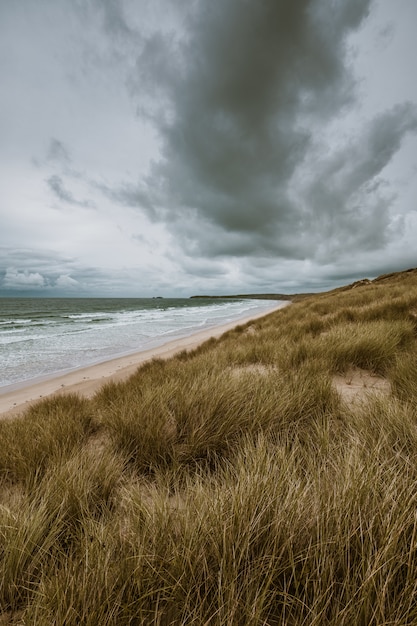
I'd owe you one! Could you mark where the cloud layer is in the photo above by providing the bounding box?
[132,0,416,264]
[1,0,416,295]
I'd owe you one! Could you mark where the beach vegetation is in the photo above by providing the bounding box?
[1,268,417,624]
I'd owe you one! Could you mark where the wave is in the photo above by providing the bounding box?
[0,298,280,387]
[0,318,33,326]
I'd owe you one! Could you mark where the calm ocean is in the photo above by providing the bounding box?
[0,297,281,389]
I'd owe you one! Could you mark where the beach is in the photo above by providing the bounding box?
[0,302,287,418]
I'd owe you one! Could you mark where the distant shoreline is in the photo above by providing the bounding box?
[0,301,289,419]
[190,293,313,302]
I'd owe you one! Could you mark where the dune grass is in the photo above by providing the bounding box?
[1,269,417,624]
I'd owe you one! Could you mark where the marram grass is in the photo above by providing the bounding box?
[1,269,417,624]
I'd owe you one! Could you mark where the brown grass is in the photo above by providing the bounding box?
[1,268,417,624]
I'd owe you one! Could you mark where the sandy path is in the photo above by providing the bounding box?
[0,302,288,419]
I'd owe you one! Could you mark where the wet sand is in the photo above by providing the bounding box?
[0,302,288,419]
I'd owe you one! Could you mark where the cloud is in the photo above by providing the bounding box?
[0,247,74,274]
[3,267,45,288]
[120,0,417,271]
[93,178,158,218]
[1,0,416,297]
[46,174,95,208]
[55,274,80,289]
[291,101,417,260]
[46,175,76,204]
[47,138,71,166]
[0,248,86,294]
[0,245,185,297]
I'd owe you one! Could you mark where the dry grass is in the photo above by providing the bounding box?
[1,269,417,624]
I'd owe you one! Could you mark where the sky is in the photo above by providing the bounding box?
[1,0,416,297]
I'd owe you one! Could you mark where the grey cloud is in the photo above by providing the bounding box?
[0,247,104,295]
[3,267,45,289]
[2,0,415,297]
[95,0,136,40]
[73,0,139,49]
[55,274,80,289]
[0,247,75,274]
[94,179,157,218]
[124,0,415,267]
[46,174,95,209]
[71,0,148,81]
[0,246,93,295]
[297,102,417,257]
[0,248,81,294]
[0,246,178,297]
[178,256,229,279]
[34,139,83,179]
[47,138,71,166]
[47,175,75,203]
[128,2,369,239]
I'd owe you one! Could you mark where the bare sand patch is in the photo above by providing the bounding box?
[230,364,275,378]
[83,431,111,456]
[333,367,391,406]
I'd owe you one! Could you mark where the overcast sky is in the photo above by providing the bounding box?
[1,0,416,297]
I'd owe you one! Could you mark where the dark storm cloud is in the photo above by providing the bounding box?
[126,0,416,264]
[2,0,415,298]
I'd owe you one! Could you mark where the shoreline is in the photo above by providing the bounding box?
[0,302,288,419]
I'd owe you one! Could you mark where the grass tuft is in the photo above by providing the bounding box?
[0,394,95,488]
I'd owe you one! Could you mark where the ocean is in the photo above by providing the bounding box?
[0,297,281,389]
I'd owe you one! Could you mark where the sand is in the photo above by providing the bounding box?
[0,303,288,419]
[332,367,391,406]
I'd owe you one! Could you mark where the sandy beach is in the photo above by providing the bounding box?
[0,303,287,419]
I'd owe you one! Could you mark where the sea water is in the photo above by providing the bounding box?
[0,297,282,389]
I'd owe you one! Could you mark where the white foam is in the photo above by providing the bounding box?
[0,299,281,388]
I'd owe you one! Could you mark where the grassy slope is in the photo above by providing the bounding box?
[1,269,417,625]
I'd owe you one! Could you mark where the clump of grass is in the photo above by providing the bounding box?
[100,382,178,472]
[100,359,338,476]
[390,349,417,404]
[0,445,123,615]
[0,495,64,612]
[0,394,95,488]
[321,319,415,374]
[34,445,124,530]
